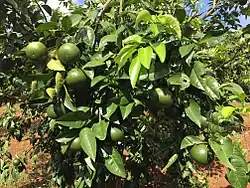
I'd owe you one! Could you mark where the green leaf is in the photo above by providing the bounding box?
[161,154,178,173]
[181,136,205,149]
[91,76,106,87]
[104,103,118,120]
[76,26,95,47]
[123,35,144,45]
[175,6,186,23]
[199,30,226,44]
[190,61,206,90]
[120,103,135,120]
[46,88,55,99]
[136,10,152,24]
[55,72,64,94]
[138,46,153,69]
[92,120,109,140]
[64,85,76,111]
[185,100,202,128]
[70,14,82,27]
[99,34,117,51]
[80,128,97,161]
[151,42,166,63]
[129,56,141,88]
[221,106,236,118]
[203,76,220,100]
[190,62,220,100]
[156,14,181,39]
[179,44,196,58]
[62,16,72,30]
[150,24,159,36]
[56,111,91,128]
[115,45,137,69]
[104,147,126,178]
[139,62,169,81]
[230,155,247,170]
[167,72,190,90]
[209,138,235,170]
[83,60,105,68]
[227,168,248,188]
[35,22,57,32]
[47,59,65,71]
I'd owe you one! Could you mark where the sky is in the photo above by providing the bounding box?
[47,0,249,26]
[201,0,249,26]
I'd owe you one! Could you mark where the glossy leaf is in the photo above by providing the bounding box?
[35,22,57,32]
[120,103,134,120]
[76,26,95,47]
[63,85,76,111]
[46,88,55,99]
[115,45,137,69]
[55,72,64,94]
[221,106,236,118]
[47,59,65,71]
[136,10,152,24]
[123,35,144,45]
[209,138,235,170]
[190,61,206,90]
[62,16,72,30]
[181,136,205,149]
[104,103,118,120]
[203,76,220,100]
[91,76,106,87]
[185,100,202,128]
[167,72,190,90]
[56,111,91,128]
[138,46,153,69]
[99,34,117,51]
[129,55,141,88]
[92,120,109,140]
[104,147,126,178]
[227,168,248,188]
[151,42,166,63]
[156,14,181,39]
[179,44,195,58]
[70,14,82,27]
[80,128,97,161]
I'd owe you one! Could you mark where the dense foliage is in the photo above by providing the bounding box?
[0,0,250,187]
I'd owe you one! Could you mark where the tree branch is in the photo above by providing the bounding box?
[203,0,217,19]
[34,0,48,22]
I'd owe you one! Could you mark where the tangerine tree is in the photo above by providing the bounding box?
[0,0,250,187]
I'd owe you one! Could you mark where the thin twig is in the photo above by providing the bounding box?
[203,0,217,19]
[98,0,113,17]
[34,0,48,22]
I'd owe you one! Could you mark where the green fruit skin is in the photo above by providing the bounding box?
[66,68,87,88]
[110,127,125,141]
[152,88,173,108]
[46,104,58,119]
[58,43,81,64]
[70,137,81,151]
[13,158,21,166]
[190,144,208,165]
[26,42,47,60]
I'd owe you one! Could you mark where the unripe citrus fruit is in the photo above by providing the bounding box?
[46,104,58,119]
[190,144,208,165]
[58,43,81,64]
[13,158,21,166]
[110,127,125,141]
[66,68,87,88]
[26,42,47,61]
[70,137,81,151]
[151,88,173,108]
